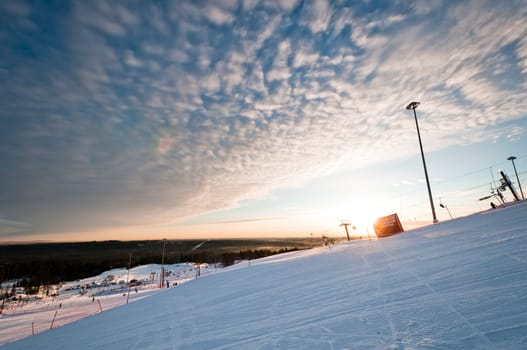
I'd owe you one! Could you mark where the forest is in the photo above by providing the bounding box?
[0,238,336,296]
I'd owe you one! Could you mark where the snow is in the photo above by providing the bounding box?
[2,202,527,349]
[0,263,211,346]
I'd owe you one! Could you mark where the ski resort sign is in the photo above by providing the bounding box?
[373,213,404,238]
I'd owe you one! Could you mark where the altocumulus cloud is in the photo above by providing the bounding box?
[1,0,527,236]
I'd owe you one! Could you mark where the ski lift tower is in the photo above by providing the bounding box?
[340,220,355,241]
[507,156,525,200]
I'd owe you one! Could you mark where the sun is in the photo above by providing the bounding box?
[343,209,378,236]
[307,200,380,238]
[350,211,377,231]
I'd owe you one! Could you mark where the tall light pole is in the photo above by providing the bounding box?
[406,101,438,223]
[507,156,525,200]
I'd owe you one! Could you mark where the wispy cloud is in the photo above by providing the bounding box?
[207,217,282,225]
[300,0,331,33]
[1,0,527,237]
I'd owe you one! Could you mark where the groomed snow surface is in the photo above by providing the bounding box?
[2,202,527,349]
[0,263,210,346]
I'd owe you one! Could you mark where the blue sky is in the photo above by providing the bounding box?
[1,0,526,241]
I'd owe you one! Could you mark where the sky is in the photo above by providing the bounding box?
[1,0,527,242]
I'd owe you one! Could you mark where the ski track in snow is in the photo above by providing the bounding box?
[1,202,527,349]
[378,237,495,350]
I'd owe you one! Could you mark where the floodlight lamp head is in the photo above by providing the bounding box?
[406,101,420,110]
[507,156,517,161]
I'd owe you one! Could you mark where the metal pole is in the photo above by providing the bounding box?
[160,239,166,288]
[409,104,438,223]
[126,253,132,304]
[509,157,525,200]
[50,310,58,330]
[440,203,453,219]
[446,206,452,219]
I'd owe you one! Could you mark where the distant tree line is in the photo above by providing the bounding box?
[1,242,308,298]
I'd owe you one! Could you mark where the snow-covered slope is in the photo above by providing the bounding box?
[3,203,527,349]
